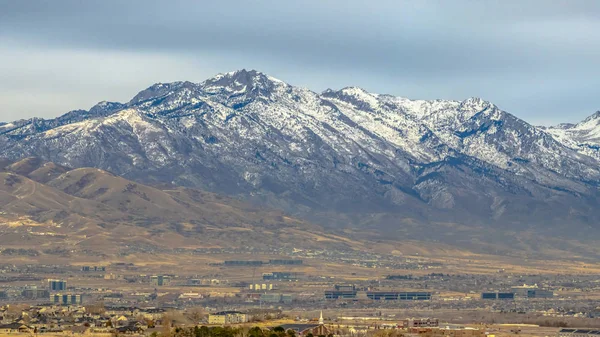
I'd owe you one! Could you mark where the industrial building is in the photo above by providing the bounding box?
[325,285,358,299]
[481,292,515,300]
[151,275,171,286]
[268,259,303,265]
[325,290,357,299]
[48,279,67,292]
[52,294,83,305]
[208,311,248,325]
[367,291,432,300]
[511,285,554,298]
[223,260,263,266]
[81,266,106,272]
[260,293,293,304]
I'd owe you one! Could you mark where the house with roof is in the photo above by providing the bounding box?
[116,325,144,334]
[0,322,33,333]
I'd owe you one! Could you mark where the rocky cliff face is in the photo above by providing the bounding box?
[2,69,600,243]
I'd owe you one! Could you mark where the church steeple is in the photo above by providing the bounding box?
[319,311,324,325]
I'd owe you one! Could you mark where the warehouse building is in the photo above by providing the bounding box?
[269,259,303,265]
[224,260,263,266]
[260,293,293,304]
[367,291,432,300]
[481,292,515,300]
[511,286,554,298]
[325,290,357,300]
[151,275,171,286]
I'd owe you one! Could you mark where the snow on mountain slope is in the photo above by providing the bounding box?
[2,69,600,238]
[545,112,600,161]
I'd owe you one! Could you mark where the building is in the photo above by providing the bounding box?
[268,259,303,265]
[246,309,283,321]
[325,290,357,300]
[261,293,283,303]
[21,286,50,299]
[224,260,263,266]
[557,329,600,337]
[52,293,83,305]
[481,292,515,300]
[403,318,439,328]
[526,289,553,298]
[325,285,358,299]
[262,272,303,280]
[260,293,293,304]
[511,285,554,298]
[151,275,171,286]
[249,283,273,290]
[81,266,106,272]
[0,323,32,333]
[208,311,248,325]
[335,284,356,291]
[408,327,485,337]
[48,279,67,291]
[366,291,431,300]
[281,294,293,304]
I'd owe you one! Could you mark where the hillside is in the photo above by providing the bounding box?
[0,158,363,257]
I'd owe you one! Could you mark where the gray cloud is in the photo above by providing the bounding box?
[0,0,599,124]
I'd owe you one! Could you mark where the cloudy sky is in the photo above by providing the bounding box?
[1,0,599,125]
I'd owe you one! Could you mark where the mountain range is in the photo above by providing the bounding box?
[2,69,600,256]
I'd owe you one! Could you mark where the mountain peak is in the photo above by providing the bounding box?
[200,69,287,100]
[204,69,284,87]
[580,110,600,124]
[458,97,495,113]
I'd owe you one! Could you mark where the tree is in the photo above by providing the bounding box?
[187,308,207,322]
[249,327,264,337]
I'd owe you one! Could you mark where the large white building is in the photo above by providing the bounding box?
[208,311,248,325]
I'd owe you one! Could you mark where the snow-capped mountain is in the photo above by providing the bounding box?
[2,69,600,241]
[544,112,600,161]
